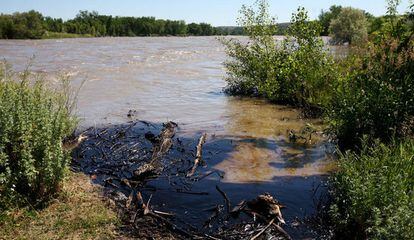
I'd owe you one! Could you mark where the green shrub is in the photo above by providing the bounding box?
[0,62,78,206]
[220,0,278,97]
[327,5,414,148]
[329,139,414,239]
[281,8,338,110]
[220,0,337,112]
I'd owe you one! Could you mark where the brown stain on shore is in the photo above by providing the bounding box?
[215,141,278,182]
[213,98,334,183]
[214,140,336,183]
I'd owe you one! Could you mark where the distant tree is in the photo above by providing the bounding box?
[187,23,202,35]
[329,7,368,45]
[199,23,213,35]
[0,11,45,39]
[318,5,342,36]
[44,17,64,32]
[0,15,14,38]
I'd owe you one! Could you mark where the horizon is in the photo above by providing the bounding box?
[0,0,412,26]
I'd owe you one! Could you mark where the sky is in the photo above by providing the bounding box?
[0,0,411,26]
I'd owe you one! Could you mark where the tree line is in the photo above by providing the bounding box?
[0,10,229,39]
[1,7,405,40]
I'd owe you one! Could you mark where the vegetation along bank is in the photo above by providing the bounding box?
[0,0,413,239]
[221,0,413,239]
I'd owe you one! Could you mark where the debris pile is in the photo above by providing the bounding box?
[72,120,291,239]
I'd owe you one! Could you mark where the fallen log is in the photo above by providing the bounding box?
[187,133,207,177]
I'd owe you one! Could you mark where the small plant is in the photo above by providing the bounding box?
[0,61,78,207]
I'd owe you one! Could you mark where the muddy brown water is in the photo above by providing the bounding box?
[0,36,336,238]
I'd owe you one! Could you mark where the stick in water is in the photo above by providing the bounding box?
[215,185,231,213]
[187,133,207,177]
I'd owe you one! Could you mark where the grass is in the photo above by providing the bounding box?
[329,139,414,239]
[0,172,120,240]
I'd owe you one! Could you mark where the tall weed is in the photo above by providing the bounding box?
[0,62,78,207]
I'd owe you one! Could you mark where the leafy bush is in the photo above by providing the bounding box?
[220,0,278,97]
[329,139,414,239]
[221,0,337,112]
[0,62,78,206]
[281,8,338,110]
[327,3,414,148]
[329,7,369,45]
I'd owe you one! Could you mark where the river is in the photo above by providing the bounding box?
[0,36,335,238]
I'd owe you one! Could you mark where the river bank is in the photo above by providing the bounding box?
[71,119,334,239]
[1,36,336,239]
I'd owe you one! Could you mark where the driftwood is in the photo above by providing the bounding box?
[187,133,207,177]
[203,204,224,229]
[104,178,119,188]
[250,217,276,240]
[76,119,297,239]
[246,193,285,224]
[133,163,157,179]
[153,210,175,217]
[126,191,134,209]
[62,133,88,151]
[230,200,246,217]
[215,185,231,213]
[134,191,195,238]
[134,121,177,178]
[176,189,209,195]
[243,209,292,240]
[196,170,223,181]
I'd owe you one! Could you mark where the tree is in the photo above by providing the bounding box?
[318,5,342,36]
[187,23,202,35]
[329,7,368,45]
[199,23,213,35]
